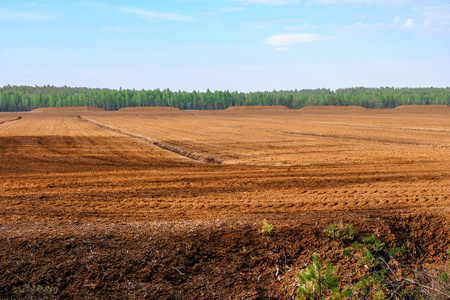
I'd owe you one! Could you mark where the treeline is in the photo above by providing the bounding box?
[0,85,449,112]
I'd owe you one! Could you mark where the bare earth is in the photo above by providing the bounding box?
[0,107,449,299]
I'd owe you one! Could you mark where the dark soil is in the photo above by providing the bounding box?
[1,211,448,299]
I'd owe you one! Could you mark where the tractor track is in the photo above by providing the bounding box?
[77,115,224,164]
[0,116,22,125]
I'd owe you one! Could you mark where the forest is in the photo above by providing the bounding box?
[0,85,449,112]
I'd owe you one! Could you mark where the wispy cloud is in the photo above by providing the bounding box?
[339,21,385,35]
[414,5,450,34]
[264,33,324,46]
[203,7,244,15]
[201,11,216,15]
[340,16,422,35]
[0,8,52,20]
[403,18,415,29]
[120,7,196,22]
[234,0,299,6]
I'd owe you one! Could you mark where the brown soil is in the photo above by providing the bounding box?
[300,105,366,112]
[0,109,449,299]
[394,104,450,112]
[31,106,106,112]
[0,116,21,124]
[226,105,289,111]
[118,107,181,112]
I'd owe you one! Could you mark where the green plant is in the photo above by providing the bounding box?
[362,234,384,252]
[437,272,448,282]
[342,247,352,257]
[447,248,450,256]
[258,220,275,235]
[389,246,405,256]
[358,250,374,266]
[296,233,450,299]
[373,290,386,300]
[239,246,248,254]
[296,253,339,299]
[250,254,258,260]
[323,222,357,242]
[364,217,372,223]
[14,284,55,299]
[351,241,362,250]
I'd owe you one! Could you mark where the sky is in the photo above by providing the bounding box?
[0,0,449,92]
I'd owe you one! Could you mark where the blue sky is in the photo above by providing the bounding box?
[0,0,449,91]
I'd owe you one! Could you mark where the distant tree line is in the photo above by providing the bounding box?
[0,85,449,112]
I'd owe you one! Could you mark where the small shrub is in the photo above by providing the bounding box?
[362,234,384,252]
[358,250,374,266]
[239,246,248,254]
[250,254,259,260]
[342,247,352,257]
[296,253,339,299]
[258,220,275,235]
[14,284,55,300]
[351,241,362,250]
[389,246,405,256]
[437,272,448,282]
[374,290,386,300]
[296,237,450,300]
[323,222,357,242]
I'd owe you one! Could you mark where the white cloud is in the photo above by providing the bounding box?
[340,16,421,35]
[403,18,415,29]
[414,5,450,34]
[0,8,52,20]
[202,7,243,16]
[264,33,324,46]
[120,7,196,22]
[340,21,385,35]
[234,0,299,6]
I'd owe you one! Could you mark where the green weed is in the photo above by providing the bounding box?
[323,223,357,242]
[258,220,275,235]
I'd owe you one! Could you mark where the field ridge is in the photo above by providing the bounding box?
[77,115,224,164]
[0,116,22,125]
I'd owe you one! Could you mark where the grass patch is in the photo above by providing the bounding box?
[258,220,275,235]
[323,222,357,242]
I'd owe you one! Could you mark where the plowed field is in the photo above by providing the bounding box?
[1,109,449,299]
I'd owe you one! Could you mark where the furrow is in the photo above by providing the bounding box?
[77,116,224,164]
[274,129,450,148]
[0,116,22,125]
